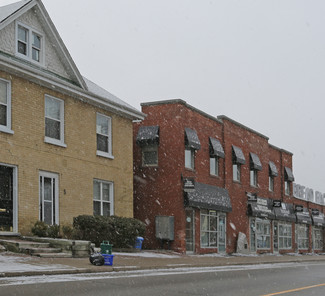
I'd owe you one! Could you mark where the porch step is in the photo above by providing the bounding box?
[20,247,62,255]
[33,252,73,258]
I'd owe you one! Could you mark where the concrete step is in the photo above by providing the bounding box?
[33,252,73,258]
[20,247,62,255]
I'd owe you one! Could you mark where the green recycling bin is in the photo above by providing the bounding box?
[100,241,112,254]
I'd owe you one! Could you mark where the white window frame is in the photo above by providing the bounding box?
[0,78,13,134]
[185,147,195,170]
[269,176,274,192]
[200,209,218,248]
[296,223,309,250]
[254,218,271,250]
[96,113,113,159]
[93,179,114,216]
[313,226,323,250]
[210,156,219,176]
[285,181,290,196]
[39,171,59,226]
[232,163,241,182]
[44,95,66,147]
[250,169,258,187]
[142,145,158,167]
[16,22,44,64]
[278,222,292,250]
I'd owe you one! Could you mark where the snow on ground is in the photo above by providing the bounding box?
[116,251,181,258]
[0,253,75,273]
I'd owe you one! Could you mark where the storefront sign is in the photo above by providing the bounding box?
[295,205,303,212]
[311,209,319,216]
[273,200,282,207]
[183,178,195,193]
[246,192,257,202]
[293,183,325,205]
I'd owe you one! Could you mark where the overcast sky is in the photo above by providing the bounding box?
[2,0,325,193]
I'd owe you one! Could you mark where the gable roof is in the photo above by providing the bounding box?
[0,0,31,24]
[0,0,144,120]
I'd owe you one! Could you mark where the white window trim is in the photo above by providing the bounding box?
[96,113,113,159]
[142,145,158,167]
[93,179,114,216]
[0,78,14,134]
[210,156,219,176]
[278,222,292,250]
[44,95,66,147]
[39,171,59,225]
[250,169,258,187]
[15,21,44,65]
[200,209,218,248]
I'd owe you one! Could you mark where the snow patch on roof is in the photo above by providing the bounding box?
[83,76,140,113]
[0,0,31,23]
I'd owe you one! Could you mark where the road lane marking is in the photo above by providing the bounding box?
[261,283,325,295]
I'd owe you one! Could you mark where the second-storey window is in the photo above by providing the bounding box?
[250,170,257,187]
[17,23,43,63]
[45,95,65,147]
[232,145,245,182]
[96,113,112,158]
[0,79,12,133]
[185,147,195,169]
[210,157,219,176]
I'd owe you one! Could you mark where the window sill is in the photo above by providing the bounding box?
[96,150,114,159]
[0,126,14,135]
[44,137,67,148]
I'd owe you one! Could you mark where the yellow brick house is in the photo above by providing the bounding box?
[0,0,144,235]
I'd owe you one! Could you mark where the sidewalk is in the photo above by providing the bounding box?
[1,251,325,278]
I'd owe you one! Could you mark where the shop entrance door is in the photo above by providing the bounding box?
[0,166,14,231]
[273,222,279,253]
[185,209,195,253]
[39,172,59,225]
[218,214,226,252]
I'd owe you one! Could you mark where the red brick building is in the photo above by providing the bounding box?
[133,100,324,254]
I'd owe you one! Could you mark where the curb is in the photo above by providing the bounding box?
[1,256,325,278]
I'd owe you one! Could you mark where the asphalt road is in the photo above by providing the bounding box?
[1,262,325,296]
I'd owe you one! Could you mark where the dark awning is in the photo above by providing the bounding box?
[269,161,278,177]
[186,182,232,212]
[136,126,159,146]
[185,127,201,150]
[209,137,225,158]
[274,203,296,223]
[312,213,325,227]
[284,167,295,182]
[248,197,275,219]
[296,208,312,225]
[232,145,246,165]
[250,152,262,171]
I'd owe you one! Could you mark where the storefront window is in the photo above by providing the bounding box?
[256,218,271,249]
[313,227,323,250]
[200,210,218,247]
[278,223,292,249]
[296,224,309,249]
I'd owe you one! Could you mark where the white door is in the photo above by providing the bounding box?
[39,171,59,225]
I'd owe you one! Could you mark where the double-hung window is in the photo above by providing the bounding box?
[142,145,158,166]
[249,153,262,187]
[269,161,278,192]
[184,128,200,170]
[44,95,65,147]
[96,113,113,158]
[16,23,43,63]
[0,79,13,134]
[284,167,294,196]
[232,145,245,182]
[93,179,114,216]
[209,137,224,177]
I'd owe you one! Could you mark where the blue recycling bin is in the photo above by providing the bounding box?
[134,236,144,250]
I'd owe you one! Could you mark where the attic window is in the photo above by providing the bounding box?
[16,23,43,63]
